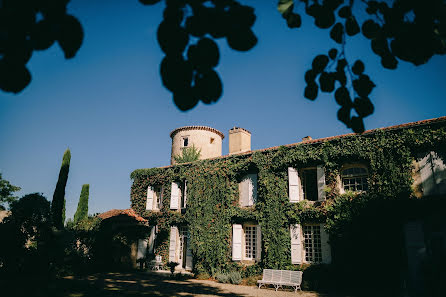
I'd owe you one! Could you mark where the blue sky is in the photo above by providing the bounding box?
[1,0,445,220]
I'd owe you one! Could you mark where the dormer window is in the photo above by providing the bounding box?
[341,166,368,192]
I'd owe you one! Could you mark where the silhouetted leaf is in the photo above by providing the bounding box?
[335,87,352,106]
[330,23,344,44]
[304,69,317,84]
[319,72,335,93]
[362,20,381,39]
[334,70,347,86]
[157,21,189,55]
[328,48,338,59]
[194,70,223,104]
[381,53,398,69]
[228,4,256,28]
[57,15,83,59]
[188,38,220,70]
[345,16,360,36]
[353,75,375,97]
[173,87,198,111]
[312,55,329,73]
[185,16,207,37]
[0,61,31,93]
[31,20,56,51]
[304,82,318,100]
[338,6,351,18]
[163,5,184,25]
[351,116,365,133]
[160,56,193,93]
[352,60,365,75]
[337,106,351,127]
[286,13,301,28]
[371,37,389,56]
[354,97,374,117]
[315,8,335,29]
[227,28,257,51]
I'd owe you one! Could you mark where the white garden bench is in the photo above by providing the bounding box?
[257,269,303,292]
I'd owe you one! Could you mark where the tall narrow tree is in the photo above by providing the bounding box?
[62,198,66,226]
[51,149,71,229]
[74,184,89,224]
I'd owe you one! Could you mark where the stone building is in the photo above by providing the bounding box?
[130,117,446,294]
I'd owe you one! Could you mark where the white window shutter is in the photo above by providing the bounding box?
[290,224,302,264]
[137,239,148,259]
[419,153,436,196]
[255,225,262,261]
[170,182,180,210]
[288,167,300,202]
[317,166,326,201]
[146,186,154,210]
[320,224,332,264]
[185,231,193,270]
[148,226,156,254]
[239,177,249,207]
[232,224,243,261]
[169,226,178,262]
[248,173,257,206]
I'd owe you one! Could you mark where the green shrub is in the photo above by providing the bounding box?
[240,263,262,278]
[195,272,211,280]
[228,271,242,284]
[215,272,229,283]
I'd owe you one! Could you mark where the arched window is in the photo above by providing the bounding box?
[341,166,368,192]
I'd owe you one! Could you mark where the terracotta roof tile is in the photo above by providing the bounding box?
[97,208,147,222]
[145,116,446,171]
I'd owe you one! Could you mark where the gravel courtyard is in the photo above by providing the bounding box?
[3,271,342,297]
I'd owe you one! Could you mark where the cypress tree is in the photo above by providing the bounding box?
[74,184,89,224]
[62,198,66,226]
[51,149,71,229]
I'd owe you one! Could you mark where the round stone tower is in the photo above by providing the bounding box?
[170,126,224,165]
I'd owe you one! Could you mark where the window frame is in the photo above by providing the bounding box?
[243,225,258,261]
[153,185,163,211]
[300,167,318,201]
[340,164,369,193]
[181,136,189,148]
[302,224,323,264]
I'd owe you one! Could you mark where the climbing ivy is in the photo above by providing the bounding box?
[130,121,446,290]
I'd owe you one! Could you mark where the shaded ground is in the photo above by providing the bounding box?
[1,271,342,297]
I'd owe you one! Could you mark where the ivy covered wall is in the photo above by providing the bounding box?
[130,120,446,291]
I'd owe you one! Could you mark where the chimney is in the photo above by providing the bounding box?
[302,136,312,142]
[229,127,251,154]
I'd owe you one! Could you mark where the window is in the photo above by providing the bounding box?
[232,224,261,262]
[239,173,257,207]
[290,223,331,264]
[301,168,318,201]
[341,166,368,192]
[181,180,187,209]
[303,225,322,263]
[210,137,215,144]
[288,166,326,202]
[153,186,163,210]
[244,226,257,260]
[182,137,189,147]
